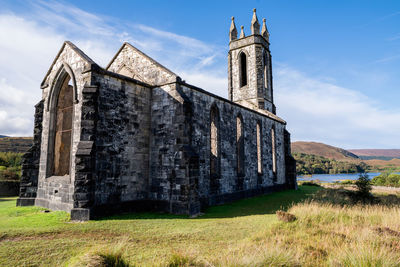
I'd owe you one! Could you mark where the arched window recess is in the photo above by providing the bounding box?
[239,51,248,87]
[210,104,220,194]
[236,113,245,179]
[46,63,77,177]
[47,62,78,112]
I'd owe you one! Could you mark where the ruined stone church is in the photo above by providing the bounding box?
[17,9,296,220]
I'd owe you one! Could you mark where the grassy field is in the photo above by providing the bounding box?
[1,186,400,266]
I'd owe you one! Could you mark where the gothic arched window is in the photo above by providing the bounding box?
[264,52,268,89]
[271,125,277,182]
[236,114,245,189]
[210,105,220,194]
[52,74,73,176]
[257,121,262,175]
[240,52,247,87]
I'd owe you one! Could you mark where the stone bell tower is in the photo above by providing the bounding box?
[228,9,275,114]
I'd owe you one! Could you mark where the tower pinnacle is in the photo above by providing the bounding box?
[229,16,238,41]
[251,8,260,35]
[239,25,245,38]
[261,18,270,41]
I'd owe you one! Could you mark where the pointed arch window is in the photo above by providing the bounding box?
[51,74,73,176]
[210,105,220,194]
[271,125,277,182]
[264,52,268,89]
[236,114,245,189]
[257,121,262,175]
[240,52,248,87]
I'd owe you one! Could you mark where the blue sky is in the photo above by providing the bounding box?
[0,0,399,148]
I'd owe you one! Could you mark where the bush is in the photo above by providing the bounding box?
[0,169,20,181]
[387,174,400,187]
[299,181,321,187]
[0,152,22,181]
[0,152,23,167]
[371,173,400,187]
[353,173,373,203]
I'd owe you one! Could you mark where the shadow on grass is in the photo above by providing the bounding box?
[0,197,17,202]
[99,185,321,220]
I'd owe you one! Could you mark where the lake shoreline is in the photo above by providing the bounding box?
[297,172,400,183]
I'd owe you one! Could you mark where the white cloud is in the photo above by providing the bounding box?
[274,65,400,149]
[179,71,227,98]
[0,79,34,136]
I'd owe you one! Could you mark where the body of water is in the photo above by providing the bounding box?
[297,172,400,183]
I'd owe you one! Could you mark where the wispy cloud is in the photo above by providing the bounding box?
[377,11,400,21]
[374,54,400,63]
[356,10,400,29]
[386,33,400,41]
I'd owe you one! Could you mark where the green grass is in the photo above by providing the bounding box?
[2,185,400,266]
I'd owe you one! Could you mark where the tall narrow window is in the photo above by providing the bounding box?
[264,52,268,89]
[53,75,73,176]
[271,125,277,182]
[240,52,247,87]
[210,105,220,194]
[237,114,245,189]
[257,122,262,175]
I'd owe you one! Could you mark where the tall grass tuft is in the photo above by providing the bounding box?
[167,253,202,267]
[328,244,400,267]
[223,245,299,266]
[68,240,131,267]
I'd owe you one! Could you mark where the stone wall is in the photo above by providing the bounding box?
[91,72,152,208]
[148,81,201,214]
[17,100,44,206]
[70,84,98,220]
[284,130,297,189]
[178,84,287,204]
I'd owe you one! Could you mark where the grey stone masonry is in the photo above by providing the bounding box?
[106,43,177,86]
[228,11,275,114]
[17,10,296,220]
[17,100,44,206]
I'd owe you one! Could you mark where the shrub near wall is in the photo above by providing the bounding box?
[0,180,19,196]
[0,152,22,196]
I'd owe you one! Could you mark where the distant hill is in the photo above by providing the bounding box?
[0,135,8,138]
[0,137,33,153]
[291,141,359,160]
[348,149,400,159]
